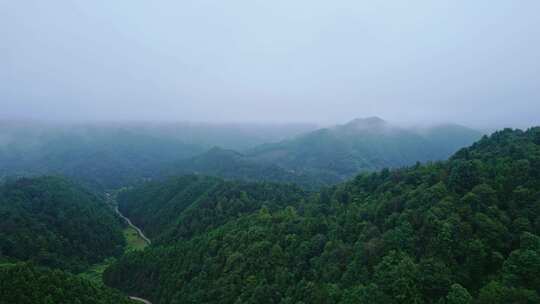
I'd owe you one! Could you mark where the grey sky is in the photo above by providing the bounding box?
[1,1,539,128]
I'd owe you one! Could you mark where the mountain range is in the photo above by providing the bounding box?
[0,118,482,191]
[1,122,538,303]
[172,117,482,188]
[103,126,540,304]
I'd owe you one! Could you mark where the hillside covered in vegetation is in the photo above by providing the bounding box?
[0,263,135,304]
[0,119,480,191]
[162,118,481,190]
[116,175,307,242]
[104,127,540,303]
[246,117,482,181]
[168,147,337,190]
[0,176,125,272]
[0,124,205,190]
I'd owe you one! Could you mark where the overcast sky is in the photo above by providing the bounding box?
[1,1,539,128]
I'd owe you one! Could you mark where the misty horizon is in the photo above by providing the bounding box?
[2,1,540,129]
[0,115,531,134]
[2,3,540,303]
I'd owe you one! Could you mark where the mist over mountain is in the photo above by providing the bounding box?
[149,117,479,189]
[0,118,481,191]
[0,121,315,190]
[245,117,482,180]
[2,1,539,303]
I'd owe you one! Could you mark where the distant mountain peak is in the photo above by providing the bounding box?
[204,146,243,157]
[342,116,388,130]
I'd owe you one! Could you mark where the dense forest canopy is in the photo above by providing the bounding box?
[104,127,540,303]
[0,176,125,272]
[0,176,135,303]
[0,263,135,304]
[117,175,307,242]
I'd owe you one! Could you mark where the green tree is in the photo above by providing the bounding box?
[444,284,472,304]
[374,251,423,303]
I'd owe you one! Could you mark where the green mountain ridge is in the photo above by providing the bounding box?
[168,147,338,190]
[165,118,482,189]
[0,126,205,191]
[116,175,307,243]
[0,118,481,192]
[104,127,540,304]
[0,176,125,272]
[0,176,135,303]
[246,118,482,179]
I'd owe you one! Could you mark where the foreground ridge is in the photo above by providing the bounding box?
[104,127,540,303]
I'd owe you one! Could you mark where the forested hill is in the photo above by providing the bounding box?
[0,263,135,304]
[163,119,481,190]
[117,175,307,242]
[246,117,482,180]
[168,147,338,190]
[0,119,480,191]
[0,121,314,191]
[0,124,204,191]
[104,127,540,303]
[0,176,125,272]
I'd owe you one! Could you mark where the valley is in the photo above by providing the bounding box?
[116,206,152,247]
[3,2,539,302]
[1,123,539,304]
[105,127,540,303]
[115,205,155,304]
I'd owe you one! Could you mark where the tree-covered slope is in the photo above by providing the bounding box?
[247,117,482,180]
[168,147,339,190]
[164,119,481,190]
[117,175,307,242]
[0,119,479,191]
[0,176,125,272]
[0,263,134,304]
[0,121,316,191]
[0,123,204,190]
[105,127,540,303]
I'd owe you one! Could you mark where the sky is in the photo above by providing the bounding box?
[1,1,539,129]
